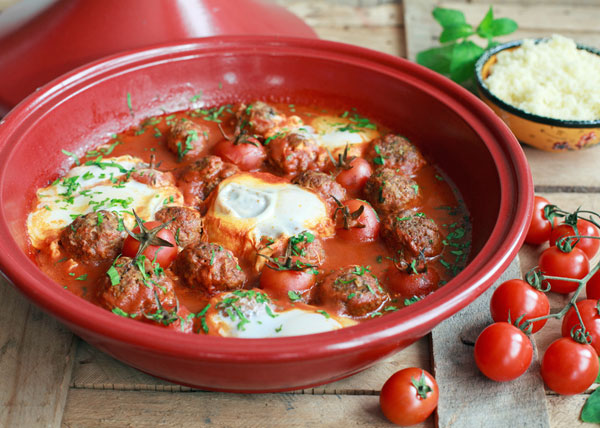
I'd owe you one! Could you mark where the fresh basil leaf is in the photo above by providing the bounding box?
[449,41,484,83]
[440,24,474,43]
[416,44,455,75]
[490,18,518,37]
[432,7,466,29]
[582,387,600,423]
[476,6,494,39]
[596,356,600,383]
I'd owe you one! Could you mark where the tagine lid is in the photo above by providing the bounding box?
[0,0,317,113]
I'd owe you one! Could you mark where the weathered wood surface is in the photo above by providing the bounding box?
[432,258,551,428]
[61,389,416,428]
[0,275,76,428]
[1,0,600,427]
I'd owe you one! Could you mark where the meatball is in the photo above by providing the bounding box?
[318,265,389,317]
[154,206,203,248]
[173,242,246,295]
[177,155,240,206]
[364,168,420,215]
[99,256,177,317]
[381,210,443,258]
[167,119,209,160]
[267,131,328,177]
[59,210,125,263]
[368,134,426,176]
[269,232,326,269]
[234,101,286,138]
[130,168,175,187]
[292,171,346,215]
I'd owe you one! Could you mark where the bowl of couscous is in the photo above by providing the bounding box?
[475,35,600,152]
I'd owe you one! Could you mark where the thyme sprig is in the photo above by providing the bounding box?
[332,195,365,230]
[327,144,356,171]
[258,231,318,272]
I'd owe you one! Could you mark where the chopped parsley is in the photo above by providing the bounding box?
[126,92,133,115]
[404,296,422,306]
[112,307,136,318]
[190,91,203,103]
[288,290,302,302]
[373,144,385,165]
[61,149,80,166]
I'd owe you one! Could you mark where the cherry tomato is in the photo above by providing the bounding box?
[541,337,599,395]
[474,322,533,382]
[587,271,600,299]
[525,195,552,245]
[538,246,589,294]
[122,221,177,268]
[213,138,266,171]
[490,279,550,333]
[335,199,380,242]
[379,367,439,426]
[164,305,194,334]
[259,268,317,301]
[549,218,600,260]
[335,157,372,193]
[386,266,439,299]
[561,299,600,355]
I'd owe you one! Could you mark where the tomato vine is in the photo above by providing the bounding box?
[476,196,600,423]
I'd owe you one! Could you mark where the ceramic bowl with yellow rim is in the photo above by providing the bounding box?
[475,39,600,152]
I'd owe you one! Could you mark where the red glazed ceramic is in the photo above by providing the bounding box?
[0,0,316,113]
[0,36,532,392]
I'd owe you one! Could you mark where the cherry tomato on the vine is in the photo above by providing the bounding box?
[379,367,439,426]
[525,195,552,245]
[587,271,600,300]
[213,138,266,171]
[541,337,599,395]
[122,221,178,268]
[335,199,380,242]
[538,246,589,294]
[490,279,550,333]
[474,322,533,382]
[549,218,600,260]
[561,299,600,355]
[259,268,317,301]
[335,157,372,194]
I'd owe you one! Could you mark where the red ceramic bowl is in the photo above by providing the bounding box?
[0,36,532,392]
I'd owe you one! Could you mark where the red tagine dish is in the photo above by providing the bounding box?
[0,36,532,392]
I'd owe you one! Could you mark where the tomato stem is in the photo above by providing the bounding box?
[556,234,600,253]
[522,259,600,330]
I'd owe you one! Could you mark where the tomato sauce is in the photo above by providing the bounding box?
[30,101,471,330]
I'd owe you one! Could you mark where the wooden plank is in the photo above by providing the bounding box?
[314,26,405,57]
[431,257,552,428]
[0,275,76,428]
[62,389,432,428]
[547,394,592,428]
[271,1,406,57]
[403,0,438,62]
[275,1,403,28]
[71,335,430,394]
[527,147,600,189]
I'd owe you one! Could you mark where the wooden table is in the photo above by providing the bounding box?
[2,0,600,426]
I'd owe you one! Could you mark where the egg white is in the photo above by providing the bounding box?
[309,115,379,155]
[204,172,334,261]
[204,289,357,338]
[27,155,183,248]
